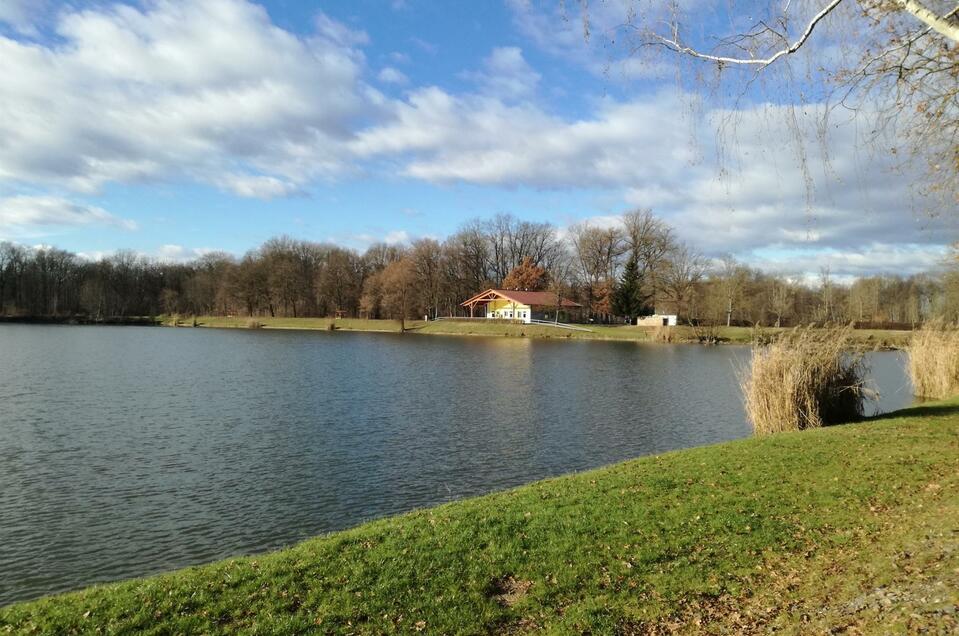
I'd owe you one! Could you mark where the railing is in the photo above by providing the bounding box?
[433,316,594,332]
[528,319,593,332]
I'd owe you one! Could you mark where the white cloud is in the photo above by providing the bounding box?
[384,229,410,245]
[410,36,437,54]
[74,244,224,263]
[377,66,409,85]
[746,244,951,281]
[465,47,540,100]
[355,81,954,271]
[0,195,137,234]
[216,174,301,199]
[314,12,369,47]
[389,51,411,65]
[155,244,221,263]
[0,0,373,198]
[345,229,412,248]
[506,0,672,81]
[0,0,949,280]
[352,88,697,188]
[0,0,44,33]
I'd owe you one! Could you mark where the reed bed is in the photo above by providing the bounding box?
[741,325,871,435]
[908,320,959,399]
[652,325,674,342]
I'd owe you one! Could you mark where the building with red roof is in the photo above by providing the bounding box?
[460,289,582,323]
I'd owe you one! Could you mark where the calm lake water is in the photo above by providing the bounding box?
[0,325,912,605]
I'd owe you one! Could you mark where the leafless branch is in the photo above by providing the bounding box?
[652,0,846,67]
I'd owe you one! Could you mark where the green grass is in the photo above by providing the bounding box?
[3,400,957,634]
[161,315,412,332]
[161,315,912,349]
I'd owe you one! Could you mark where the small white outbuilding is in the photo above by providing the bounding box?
[637,314,678,327]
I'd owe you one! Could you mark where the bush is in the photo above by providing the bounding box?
[741,325,872,435]
[247,319,264,329]
[908,320,959,399]
[691,320,722,344]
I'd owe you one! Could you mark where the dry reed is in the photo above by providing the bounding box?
[908,320,959,399]
[652,325,674,343]
[741,325,872,435]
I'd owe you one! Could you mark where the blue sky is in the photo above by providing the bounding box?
[0,0,952,278]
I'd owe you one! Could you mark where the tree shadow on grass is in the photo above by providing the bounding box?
[866,400,959,422]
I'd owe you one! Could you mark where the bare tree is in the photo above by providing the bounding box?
[819,265,836,322]
[659,243,708,319]
[621,208,675,282]
[317,247,362,317]
[0,242,14,315]
[770,277,797,327]
[379,258,418,326]
[585,1,958,207]
[715,255,750,326]
[569,222,627,318]
[484,213,561,283]
[410,238,443,319]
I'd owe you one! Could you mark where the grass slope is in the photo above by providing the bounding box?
[163,315,911,349]
[3,401,957,634]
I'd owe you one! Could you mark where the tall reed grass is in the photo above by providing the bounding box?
[741,325,872,435]
[651,325,674,342]
[908,320,959,399]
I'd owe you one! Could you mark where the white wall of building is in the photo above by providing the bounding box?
[637,314,677,327]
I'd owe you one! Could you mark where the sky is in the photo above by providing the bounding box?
[0,0,953,280]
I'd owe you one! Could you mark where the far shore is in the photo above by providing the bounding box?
[166,315,912,349]
[0,314,913,349]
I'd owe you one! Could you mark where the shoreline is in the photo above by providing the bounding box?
[2,397,955,632]
[0,314,913,349]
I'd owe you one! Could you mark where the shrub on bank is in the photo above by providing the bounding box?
[741,325,872,434]
[908,320,959,399]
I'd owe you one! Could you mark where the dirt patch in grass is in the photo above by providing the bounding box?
[490,576,533,607]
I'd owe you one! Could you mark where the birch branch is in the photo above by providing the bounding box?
[652,0,845,67]
[896,1,959,43]
[653,0,958,68]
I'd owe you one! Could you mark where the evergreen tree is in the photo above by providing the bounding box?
[613,254,650,322]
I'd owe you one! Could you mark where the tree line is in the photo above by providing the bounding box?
[1,210,956,326]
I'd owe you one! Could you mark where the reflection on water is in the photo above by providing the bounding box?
[0,325,912,604]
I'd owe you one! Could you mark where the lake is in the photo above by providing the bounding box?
[0,325,913,605]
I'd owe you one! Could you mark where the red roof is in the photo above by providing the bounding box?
[461,288,581,308]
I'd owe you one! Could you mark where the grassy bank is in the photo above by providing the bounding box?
[3,400,957,634]
[161,315,912,349]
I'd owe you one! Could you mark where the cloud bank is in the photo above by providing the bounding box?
[0,0,951,279]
